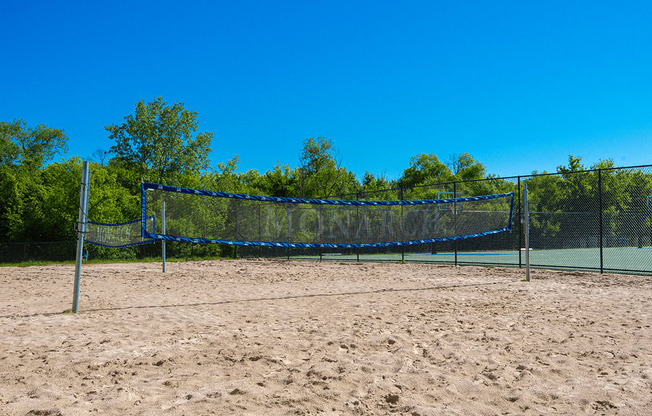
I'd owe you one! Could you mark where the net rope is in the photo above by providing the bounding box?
[141,183,514,248]
[86,216,156,248]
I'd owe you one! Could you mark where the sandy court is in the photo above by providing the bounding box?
[0,259,651,415]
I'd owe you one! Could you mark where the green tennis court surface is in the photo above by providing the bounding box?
[293,246,652,273]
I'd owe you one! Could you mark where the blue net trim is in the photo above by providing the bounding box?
[142,182,514,206]
[143,227,512,248]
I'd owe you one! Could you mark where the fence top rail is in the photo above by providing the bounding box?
[330,163,652,200]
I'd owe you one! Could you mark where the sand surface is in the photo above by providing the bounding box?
[0,259,651,415]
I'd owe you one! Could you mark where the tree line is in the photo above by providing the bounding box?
[2,97,651,257]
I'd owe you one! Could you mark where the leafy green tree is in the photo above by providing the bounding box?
[524,173,563,241]
[0,164,22,240]
[9,173,47,241]
[106,97,212,184]
[91,148,109,166]
[0,120,67,242]
[297,137,359,198]
[556,155,599,213]
[0,119,68,170]
[0,132,19,166]
[204,156,242,193]
[39,159,86,241]
[360,172,399,201]
[86,161,141,223]
[0,161,69,242]
[400,153,452,188]
[556,154,585,174]
[449,153,486,182]
[254,162,297,197]
[362,172,391,191]
[446,153,512,198]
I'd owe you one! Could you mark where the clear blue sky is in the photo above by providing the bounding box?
[2,0,652,180]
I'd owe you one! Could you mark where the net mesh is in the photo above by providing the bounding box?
[86,217,155,248]
[142,183,514,248]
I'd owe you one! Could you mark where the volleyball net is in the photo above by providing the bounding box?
[141,183,515,248]
[86,216,156,248]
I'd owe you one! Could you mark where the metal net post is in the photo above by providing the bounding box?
[72,160,91,313]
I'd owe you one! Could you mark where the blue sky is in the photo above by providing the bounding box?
[2,0,652,180]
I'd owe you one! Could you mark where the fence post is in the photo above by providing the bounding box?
[454,182,458,266]
[356,192,360,262]
[523,183,531,282]
[258,204,262,258]
[599,169,604,273]
[517,177,522,268]
[400,187,405,263]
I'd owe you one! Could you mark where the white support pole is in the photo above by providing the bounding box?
[523,183,531,282]
[72,160,91,313]
[162,201,166,273]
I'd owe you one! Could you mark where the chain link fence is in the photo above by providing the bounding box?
[245,165,652,275]
[2,165,651,275]
[0,241,77,263]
